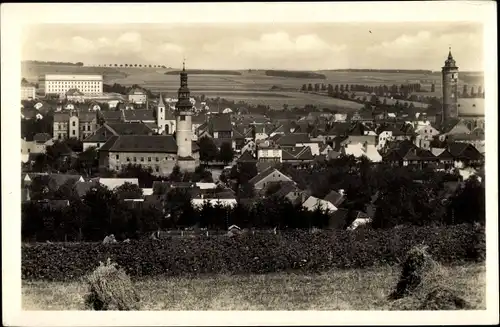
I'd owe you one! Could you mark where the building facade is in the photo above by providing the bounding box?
[441,49,459,124]
[128,88,147,104]
[53,111,97,140]
[21,84,36,100]
[39,74,103,96]
[157,93,176,135]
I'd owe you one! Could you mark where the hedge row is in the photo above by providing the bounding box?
[22,224,485,281]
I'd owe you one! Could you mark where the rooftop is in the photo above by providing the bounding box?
[99,135,178,153]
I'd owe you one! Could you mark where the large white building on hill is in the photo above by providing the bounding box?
[39,74,103,96]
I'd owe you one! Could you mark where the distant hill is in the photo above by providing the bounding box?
[323,69,434,74]
[21,62,128,82]
[165,70,242,76]
[22,60,84,66]
[265,70,326,79]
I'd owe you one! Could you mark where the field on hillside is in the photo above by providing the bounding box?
[22,263,485,310]
[22,64,483,110]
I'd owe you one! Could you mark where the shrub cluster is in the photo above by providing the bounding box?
[22,224,484,282]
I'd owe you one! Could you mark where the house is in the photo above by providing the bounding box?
[209,113,235,149]
[302,196,338,213]
[377,125,415,150]
[413,123,440,150]
[98,135,200,175]
[74,181,100,197]
[274,133,319,156]
[281,146,315,166]
[438,119,471,140]
[340,135,382,162]
[448,133,485,154]
[431,148,455,170]
[257,143,282,163]
[53,110,97,141]
[27,174,85,199]
[128,88,147,104]
[446,142,484,168]
[318,143,333,156]
[248,167,294,191]
[191,189,237,209]
[65,89,85,103]
[383,140,438,167]
[82,122,154,151]
[237,150,258,165]
[21,81,36,100]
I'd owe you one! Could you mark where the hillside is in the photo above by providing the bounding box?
[21,63,128,83]
[165,70,242,76]
[265,70,326,79]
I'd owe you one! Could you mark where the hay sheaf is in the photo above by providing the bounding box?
[388,245,472,310]
[83,258,140,311]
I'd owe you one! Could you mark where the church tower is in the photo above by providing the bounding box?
[175,61,197,171]
[441,48,459,125]
[157,92,166,134]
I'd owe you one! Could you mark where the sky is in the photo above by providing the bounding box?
[22,22,484,71]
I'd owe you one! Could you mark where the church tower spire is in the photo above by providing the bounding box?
[174,60,197,172]
[441,47,459,125]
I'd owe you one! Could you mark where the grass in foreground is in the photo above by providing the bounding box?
[22,264,485,311]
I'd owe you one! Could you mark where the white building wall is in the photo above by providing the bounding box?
[43,74,103,96]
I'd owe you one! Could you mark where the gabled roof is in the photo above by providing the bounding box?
[432,148,454,160]
[282,146,314,161]
[210,113,232,132]
[327,122,351,136]
[275,133,311,146]
[123,110,155,122]
[249,167,288,185]
[100,110,124,122]
[54,112,70,122]
[99,135,178,153]
[447,142,483,160]
[33,133,51,143]
[324,190,346,207]
[272,181,300,198]
[83,122,153,143]
[237,150,257,163]
[78,111,97,122]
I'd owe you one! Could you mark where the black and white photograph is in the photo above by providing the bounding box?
[2,2,498,326]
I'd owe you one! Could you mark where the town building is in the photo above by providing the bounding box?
[53,110,97,140]
[128,88,147,104]
[157,93,176,135]
[21,81,36,100]
[82,122,154,151]
[65,89,86,103]
[39,74,103,96]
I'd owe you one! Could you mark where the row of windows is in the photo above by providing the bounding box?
[47,81,102,85]
[115,155,174,162]
[114,164,161,173]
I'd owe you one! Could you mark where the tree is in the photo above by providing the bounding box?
[314,84,320,92]
[198,136,219,163]
[301,84,307,92]
[307,84,313,92]
[327,84,334,96]
[462,84,468,97]
[169,165,183,182]
[431,83,435,92]
[219,142,235,164]
[470,86,476,97]
[115,182,143,200]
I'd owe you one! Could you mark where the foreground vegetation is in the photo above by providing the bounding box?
[22,224,484,281]
[22,263,485,310]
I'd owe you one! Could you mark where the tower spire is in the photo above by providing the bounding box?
[182,57,186,72]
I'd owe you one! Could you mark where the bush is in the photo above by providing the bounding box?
[83,258,140,310]
[22,224,485,282]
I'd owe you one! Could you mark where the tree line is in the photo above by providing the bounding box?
[22,159,484,242]
[98,64,167,68]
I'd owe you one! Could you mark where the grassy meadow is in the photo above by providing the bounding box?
[22,263,485,311]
